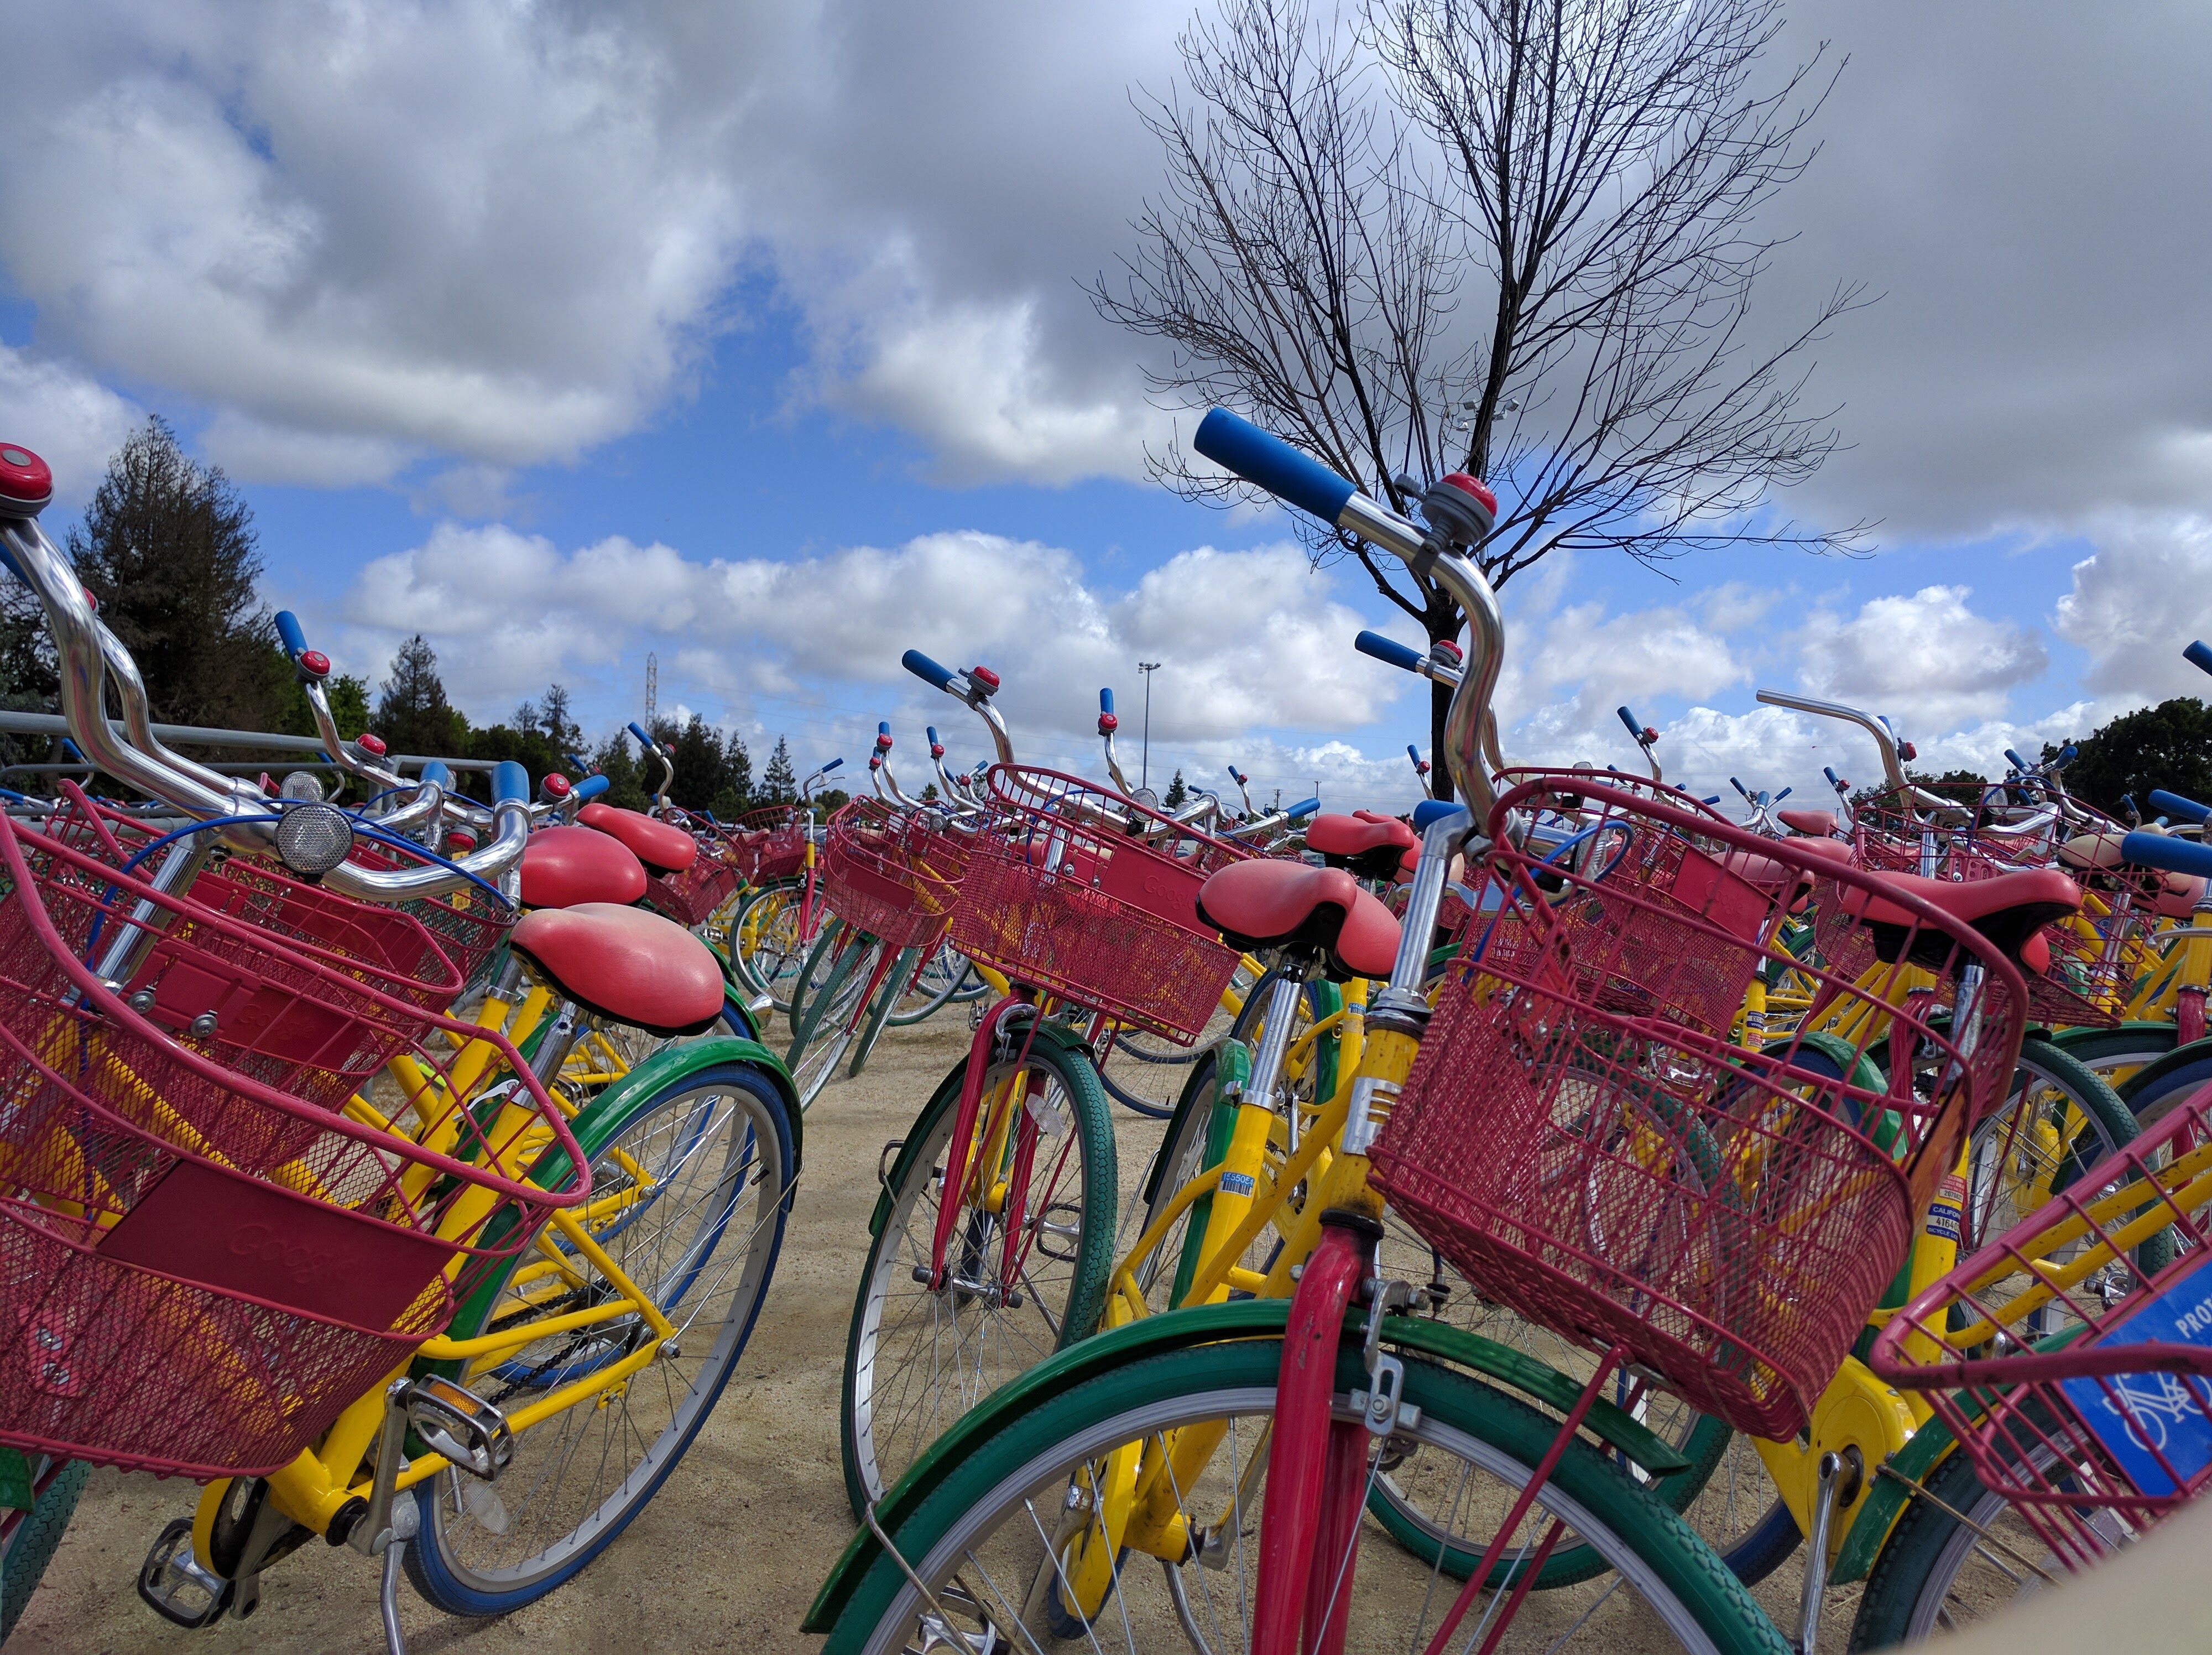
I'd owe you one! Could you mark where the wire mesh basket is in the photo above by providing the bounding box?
[0,807,589,1479]
[24,788,492,1113]
[822,798,971,951]
[1371,774,2030,1440]
[950,767,1253,1044]
[729,805,810,884]
[644,839,744,929]
[1871,1080,2212,1570]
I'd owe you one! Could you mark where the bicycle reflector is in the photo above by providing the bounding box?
[275,801,355,878]
[278,770,327,803]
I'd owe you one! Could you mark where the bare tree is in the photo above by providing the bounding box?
[1093,0,1864,795]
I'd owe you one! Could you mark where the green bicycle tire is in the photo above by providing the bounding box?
[820,1337,1791,1655]
[848,946,919,1078]
[840,1035,1117,1521]
[1,1459,89,1646]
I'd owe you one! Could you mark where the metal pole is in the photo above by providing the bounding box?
[1138,661,1161,790]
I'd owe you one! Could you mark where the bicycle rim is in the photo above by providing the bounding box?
[843,1041,1115,1518]
[825,1340,1788,1655]
[405,1065,793,1613]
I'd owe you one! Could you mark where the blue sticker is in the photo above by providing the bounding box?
[1219,1172,1256,1197]
[2060,1251,2212,1499]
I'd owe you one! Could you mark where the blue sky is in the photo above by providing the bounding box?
[7,0,2212,815]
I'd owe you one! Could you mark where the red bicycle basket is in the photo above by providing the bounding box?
[0,809,588,1479]
[1872,1082,2212,1569]
[1371,776,2028,1440]
[43,783,515,1005]
[730,805,810,884]
[25,788,495,1114]
[644,839,744,929]
[822,798,971,951]
[950,767,1251,1044]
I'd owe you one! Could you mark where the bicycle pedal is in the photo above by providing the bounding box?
[405,1375,513,1481]
[136,1517,232,1630]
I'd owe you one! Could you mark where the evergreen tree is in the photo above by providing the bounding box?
[373,634,467,756]
[67,415,284,728]
[589,731,650,810]
[761,737,797,803]
[2054,699,2212,815]
[1163,768,1189,809]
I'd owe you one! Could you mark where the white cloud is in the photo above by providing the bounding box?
[0,345,140,503]
[2054,517,2212,699]
[1796,585,2048,732]
[324,523,1408,747]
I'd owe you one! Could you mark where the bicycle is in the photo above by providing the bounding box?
[1853,1064,2212,1644]
[0,446,802,1647]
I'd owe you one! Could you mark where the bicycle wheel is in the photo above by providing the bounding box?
[733,880,815,1012]
[2053,1022,2175,1097]
[1966,1040,2137,1258]
[1,1456,89,1644]
[1847,1448,2035,1649]
[403,1060,795,1615]
[818,1336,1791,1654]
[887,942,975,1027]
[786,923,884,1110]
[841,1034,1117,1519]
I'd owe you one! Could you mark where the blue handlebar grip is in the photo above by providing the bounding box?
[1730,777,1751,800]
[1354,629,1426,673]
[275,610,307,660]
[1099,687,1115,715]
[1616,706,1644,739]
[566,752,591,772]
[1286,797,1321,821]
[902,649,956,690]
[2004,748,2031,773]
[2149,789,2211,825]
[2187,640,2212,678]
[1824,766,1843,788]
[926,725,940,746]
[490,760,529,805]
[574,773,611,801]
[2124,829,2212,878]
[1192,409,1357,526]
[1773,787,1792,803]
[2059,743,2078,764]
[1406,743,1423,765]
[1703,795,1723,805]
[627,721,654,750]
[418,760,453,789]
[877,721,892,740]
[820,757,844,774]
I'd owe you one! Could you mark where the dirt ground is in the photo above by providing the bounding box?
[11,1012,1864,1654]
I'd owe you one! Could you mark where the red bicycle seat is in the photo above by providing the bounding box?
[1306,812,1419,881]
[520,825,649,909]
[509,903,725,1036]
[1841,867,2080,966]
[1777,808,1838,838]
[1195,860,1401,981]
[579,802,697,876]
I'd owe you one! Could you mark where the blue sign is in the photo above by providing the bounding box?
[2060,1252,2212,1500]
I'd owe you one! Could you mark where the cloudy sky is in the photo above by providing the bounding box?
[5,0,2211,813]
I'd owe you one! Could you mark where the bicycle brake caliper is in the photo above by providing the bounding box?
[1349,1279,1421,1437]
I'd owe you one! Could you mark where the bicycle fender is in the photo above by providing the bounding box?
[542,1035,801,1185]
[802,1300,1687,1632]
[2040,1020,2174,1056]
[1767,1029,1886,1094]
[719,979,762,1040]
[867,1018,1103,1240]
[1827,1412,1958,1584]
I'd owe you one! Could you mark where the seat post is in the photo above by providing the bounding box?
[1249,950,1320,1154]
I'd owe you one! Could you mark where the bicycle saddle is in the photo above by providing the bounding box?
[579,802,698,876]
[1839,866,2080,970]
[509,903,725,1036]
[2059,829,2127,870]
[1777,808,1838,838]
[1306,810,1418,881]
[520,824,650,908]
[1195,859,1401,981]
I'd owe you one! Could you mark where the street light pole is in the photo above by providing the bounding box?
[1138,661,1161,790]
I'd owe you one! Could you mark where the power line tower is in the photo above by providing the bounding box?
[644,652,658,728]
